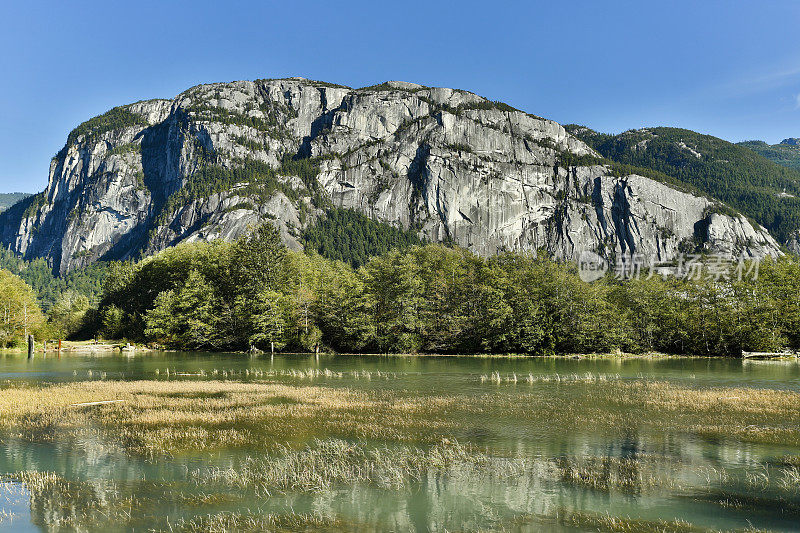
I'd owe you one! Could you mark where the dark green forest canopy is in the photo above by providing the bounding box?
[738,139,800,171]
[64,104,150,147]
[566,125,800,242]
[302,208,425,268]
[96,223,800,357]
[0,248,108,311]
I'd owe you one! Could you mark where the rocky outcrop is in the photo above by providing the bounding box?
[0,78,781,274]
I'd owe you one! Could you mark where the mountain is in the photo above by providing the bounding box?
[0,192,32,212]
[738,139,800,172]
[0,78,780,274]
[566,126,800,245]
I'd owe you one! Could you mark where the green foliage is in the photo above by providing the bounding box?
[66,105,148,146]
[230,223,288,298]
[0,249,108,311]
[0,269,45,347]
[185,100,297,136]
[445,143,474,154]
[91,230,800,356]
[358,82,428,93]
[145,269,220,349]
[739,140,800,171]
[48,292,92,340]
[244,290,289,350]
[232,135,267,152]
[302,208,425,268]
[187,104,276,132]
[21,192,47,219]
[457,100,521,113]
[567,126,800,242]
[98,241,233,341]
[108,142,141,156]
[419,96,527,117]
[154,151,328,228]
[99,225,289,348]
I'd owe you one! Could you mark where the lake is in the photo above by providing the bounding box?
[0,352,798,532]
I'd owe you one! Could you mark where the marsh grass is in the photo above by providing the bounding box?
[190,437,800,505]
[692,489,800,516]
[480,371,621,383]
[152,367,401,381]
[551,509,706,533]
[169,512,353,533]
[2,470,362,531]
[3,471,137,530]
[2,370,798,532]
[193,438,532,495]
[4,455,797,531]
[494,507,749,533]
[553,454,681,493]
[0,508,17,525]
[0,380,461,454]
[1,377,799,456]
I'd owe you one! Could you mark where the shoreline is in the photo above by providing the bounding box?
[0,340,153,355]
[1,346,797,361]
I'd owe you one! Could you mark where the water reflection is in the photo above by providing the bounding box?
[0,353,798,531]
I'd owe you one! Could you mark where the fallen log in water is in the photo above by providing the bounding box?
[69,400,126,407]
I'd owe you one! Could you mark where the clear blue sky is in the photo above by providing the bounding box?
[2,0,800,193]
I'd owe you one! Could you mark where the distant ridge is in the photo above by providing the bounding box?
[0,192,32,212]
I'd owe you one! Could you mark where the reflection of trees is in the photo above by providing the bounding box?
[2,428,795,532]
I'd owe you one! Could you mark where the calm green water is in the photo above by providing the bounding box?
[0,352,799,532]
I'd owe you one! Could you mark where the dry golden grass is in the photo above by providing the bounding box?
[551,509,707,533]
[1,375,796,533]
[169,512,355,533]
[0,376,798,456]
[0,380,459,454]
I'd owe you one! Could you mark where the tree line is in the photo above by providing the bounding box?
[302,208,425,268]
[87,224,800,357]
[0,249,107,347]
[2,222,798,355]
[0,266,100,348]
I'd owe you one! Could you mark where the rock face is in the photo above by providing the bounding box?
[0,78,781,274]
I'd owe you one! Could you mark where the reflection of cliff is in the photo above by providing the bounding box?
[23,472,108,531]
[2,433,797,531]
[0,432,176,483]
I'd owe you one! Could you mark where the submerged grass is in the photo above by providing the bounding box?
[193,438,531,494]
[550,508,708,533]
[168,512,354,533]
[0,368,797,532]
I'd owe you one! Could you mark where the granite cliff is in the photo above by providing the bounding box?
[0,78,781,274]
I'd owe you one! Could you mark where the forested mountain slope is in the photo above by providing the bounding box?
[0,193,31,212]
[0,79,780,274]
[738,139,800,172]
[566,126,800,247]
